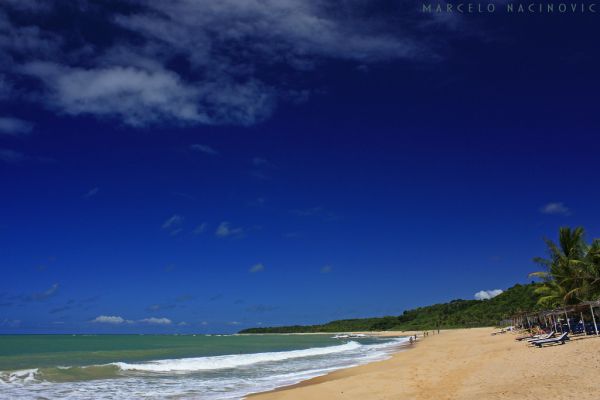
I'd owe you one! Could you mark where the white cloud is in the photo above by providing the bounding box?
[1,1,442,128]
[474,289,503,300]
[178,321,188,326]
[249,263,265,273]
[215,221,243,238]
[92,315,172,325]
[114,1,419,66]
[0,117,33,136]
[22,62,205,127]
[190,144,219,155]
[139,317,172,325]
[92,315,127,324]
[540,202,571,216]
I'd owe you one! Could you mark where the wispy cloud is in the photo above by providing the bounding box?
[22,62,206,127]
[30,283,59,301]
[252,157,275,168]
[0,117,33,136]
[249,197,267,207]
[49,305,71,314]
[48,295,100,315]
[0,149,28,164]
[162,214,184,235]
[249,263,265,273]
[176,294,195,302]
[190,144,219,156]
[215,221,244,238]
[474,289,503,300]
[249,157,276,180]
[0,1,446,128]
[320,265,333,274]
[208,294,223,302]
[1,284,76,310]
[0,148,54,165]
[82,187,99,199]
[540,202,571,216]
[283,232,301,239]
[165,264,176,272]
[0,318,21,328]
[193,223,208,235]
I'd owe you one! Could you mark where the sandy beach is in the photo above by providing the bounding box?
[250,328,600,400]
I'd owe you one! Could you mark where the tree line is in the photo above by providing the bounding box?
[239,227,599,334]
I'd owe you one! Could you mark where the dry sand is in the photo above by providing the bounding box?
[249,327,600,400]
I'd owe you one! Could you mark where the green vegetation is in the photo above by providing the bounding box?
[239,283,542,333]
[530,226,600,307]
[241,227,600,334]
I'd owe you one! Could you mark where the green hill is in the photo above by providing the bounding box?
[239,283,541,333]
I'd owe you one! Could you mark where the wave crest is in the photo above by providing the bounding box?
[113,341,362,372]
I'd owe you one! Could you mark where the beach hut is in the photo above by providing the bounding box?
[579,300,600,335]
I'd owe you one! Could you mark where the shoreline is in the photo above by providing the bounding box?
[248,327,600,400]
[246,329,426,399]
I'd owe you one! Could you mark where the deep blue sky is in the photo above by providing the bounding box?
[1,1,599,333]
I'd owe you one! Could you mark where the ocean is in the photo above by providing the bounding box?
[0,334,409,399]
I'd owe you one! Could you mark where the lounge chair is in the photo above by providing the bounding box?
[525,331,554,342]
[531,332,569,347]
[515,333,539,341]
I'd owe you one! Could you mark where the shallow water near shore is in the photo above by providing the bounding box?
[0,334,409,399]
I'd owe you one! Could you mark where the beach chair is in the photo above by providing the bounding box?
[531,332,569,348]
[525,331,554,342]
[515,333,539,341]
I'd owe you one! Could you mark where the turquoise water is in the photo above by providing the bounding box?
[0,334,409,399]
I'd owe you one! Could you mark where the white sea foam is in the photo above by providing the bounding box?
[0,368,39,385]
[112,340,362,372]
[0,337,410,399]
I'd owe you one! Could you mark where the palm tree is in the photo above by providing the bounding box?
[529,227,591,307]
[581,239,600,299]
